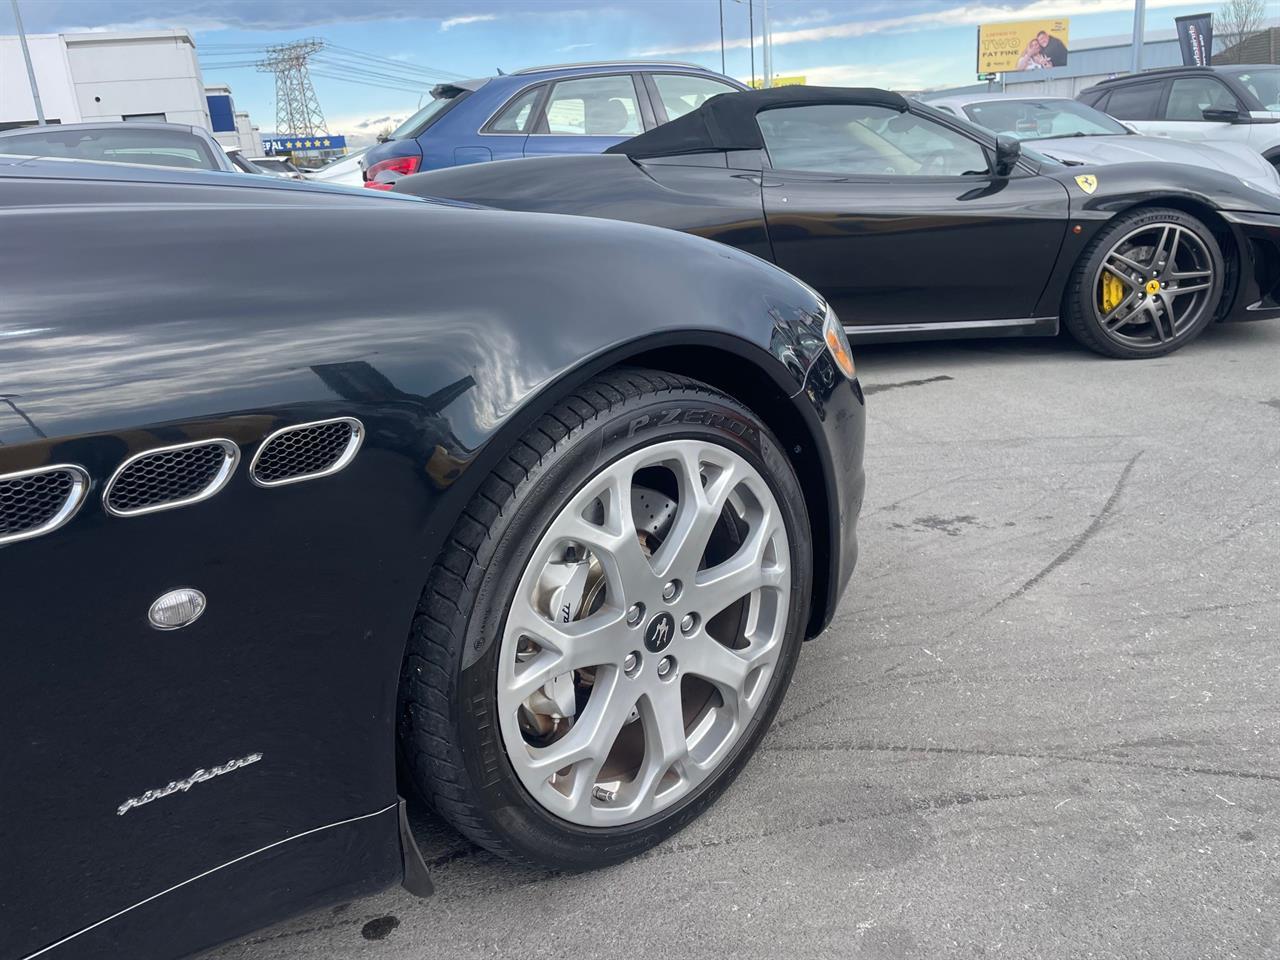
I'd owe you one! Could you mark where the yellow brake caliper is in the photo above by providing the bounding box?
[1100,272,1125,313]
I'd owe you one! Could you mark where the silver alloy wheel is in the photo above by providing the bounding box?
[497,438,791,827]
[1093,222,1215,347]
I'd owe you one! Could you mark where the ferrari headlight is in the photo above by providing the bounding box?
[821,302,856,380]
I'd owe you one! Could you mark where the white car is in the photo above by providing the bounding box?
[303,148,367,187]
[926,91,1280,194]
[1077,66,1280,171]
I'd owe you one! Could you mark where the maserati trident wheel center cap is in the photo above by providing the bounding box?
[643,611,676,653]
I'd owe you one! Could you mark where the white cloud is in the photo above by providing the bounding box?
[740,58,962,92]
[326,108,416,145]
[774,8,835,28]
[440,13,499,31]
[559,42,596,52]
[636,0,1211,56]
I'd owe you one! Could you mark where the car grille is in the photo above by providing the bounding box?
[104,440,239,516]
[0,465,90,545]
[251,418,363,487]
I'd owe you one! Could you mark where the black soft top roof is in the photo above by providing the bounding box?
[606,85,909,159]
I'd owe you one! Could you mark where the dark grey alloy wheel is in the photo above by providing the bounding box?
[1064,207,1225,359]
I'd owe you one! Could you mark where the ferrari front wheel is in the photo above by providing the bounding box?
[398,369,812,869]
[1063,207,1224,359]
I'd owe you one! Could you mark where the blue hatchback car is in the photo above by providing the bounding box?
[362,60,745,188]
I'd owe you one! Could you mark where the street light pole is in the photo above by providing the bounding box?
[761,0,772,87]
[1130,0,1147,74]
[719,0,726,75]
[10,0,46,125]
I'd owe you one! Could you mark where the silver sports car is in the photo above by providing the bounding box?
[926,92,1280,195]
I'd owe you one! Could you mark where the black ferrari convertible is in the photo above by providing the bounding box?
[0,158,863,958]
[396,86,1280,359]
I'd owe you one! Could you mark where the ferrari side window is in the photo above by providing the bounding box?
[757,104,989,177]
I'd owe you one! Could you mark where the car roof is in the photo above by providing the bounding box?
[430,61,739,100]
[608,85,908,159]
[0,120,202,138]
[0,153,422,200]
[1085,64,1271,87]
[513,59,712,75]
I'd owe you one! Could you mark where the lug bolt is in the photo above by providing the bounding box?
[626,603,644,626]
[624,651,641,677]
[657,656,675,679]
[662,580,681,602]
[680,613,698,634]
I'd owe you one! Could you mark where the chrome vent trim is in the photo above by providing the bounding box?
[0,464,90,546]
[249,417,364,488]
[103,439,240,518]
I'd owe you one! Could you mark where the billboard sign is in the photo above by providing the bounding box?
[263,134,347,154]
[977,18,1070,73]
[1175,13,1214,66]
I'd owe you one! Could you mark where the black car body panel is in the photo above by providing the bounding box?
[0,158,864,959]
[396,86,1280,341]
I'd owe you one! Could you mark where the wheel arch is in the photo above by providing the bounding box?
[434,331,839,641]
[621,343,836,639]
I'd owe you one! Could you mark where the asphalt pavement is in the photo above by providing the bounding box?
[210,320,1280,960]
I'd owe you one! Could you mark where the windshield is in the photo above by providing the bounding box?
[388,93,460,139]
[1233,68,1280,110]
[963,98,1129,140]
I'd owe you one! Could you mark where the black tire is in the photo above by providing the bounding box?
[1062,206,1225,359]
[397,368,813,870]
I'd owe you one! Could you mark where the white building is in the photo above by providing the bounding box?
[1,28,257,142]
[205,83,264,155]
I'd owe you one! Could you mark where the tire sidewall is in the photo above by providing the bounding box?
[1070,207,1224,359]
[450,390,812,867]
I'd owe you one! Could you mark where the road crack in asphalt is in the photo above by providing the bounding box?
[765,738,1280,784]
[985,450,1143,613]
[862,374,954,395]
[644,791,1026,857]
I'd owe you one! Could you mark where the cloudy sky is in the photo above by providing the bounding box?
[3,0,1263,139]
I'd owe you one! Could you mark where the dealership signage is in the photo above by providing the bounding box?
[1175,13,1214,66]
[263,134,347,154]
[977,17,1070,74]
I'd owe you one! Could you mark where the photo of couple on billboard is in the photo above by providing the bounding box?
[1017,28,1069,70]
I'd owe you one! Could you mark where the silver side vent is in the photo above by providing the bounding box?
[104,439,240,517]
[250,417,364,488]
[0,464,90,546]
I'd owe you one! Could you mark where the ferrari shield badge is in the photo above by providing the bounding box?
[1074,174,1098,195]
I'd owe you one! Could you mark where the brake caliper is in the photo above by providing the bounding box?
[1101,271,1125,313]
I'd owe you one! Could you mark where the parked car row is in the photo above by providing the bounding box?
[397,84,1280,359]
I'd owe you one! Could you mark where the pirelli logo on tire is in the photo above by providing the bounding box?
[605,407,760,446]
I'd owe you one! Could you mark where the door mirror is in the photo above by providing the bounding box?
[993,134,1021,176]
[1202,106,1242,123]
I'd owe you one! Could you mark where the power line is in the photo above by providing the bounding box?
[324,43,466,80]
[308,70,426,94]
